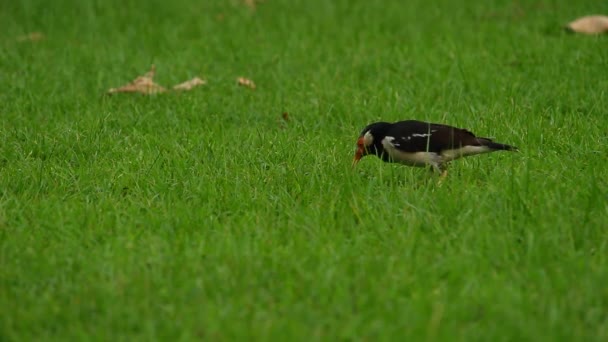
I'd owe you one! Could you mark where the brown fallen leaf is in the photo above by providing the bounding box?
[277,112,289,129]
[107,65,167,95]
[16,32,45,42]
[566,15,608,34]
[173,77,207,91]
[243,0,263,9]
[237,77,256,89]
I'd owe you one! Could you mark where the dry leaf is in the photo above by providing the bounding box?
[237,77,256,89]
[173,77,207,91]
[16,32,45,42]
[566,15,608,34]
[277,112,289,129]
[107,65,167,95]
[243,0,263,9]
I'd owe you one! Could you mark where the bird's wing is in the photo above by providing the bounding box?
[386,121,481,153]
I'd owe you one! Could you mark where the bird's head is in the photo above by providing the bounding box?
[352,122,391,166]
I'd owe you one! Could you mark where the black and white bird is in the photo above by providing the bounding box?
[352,120,517,176]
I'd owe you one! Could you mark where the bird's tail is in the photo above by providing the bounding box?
[478,138,518,151]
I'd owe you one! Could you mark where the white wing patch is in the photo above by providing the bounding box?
[411,133,431,138]
[384,136,399,147]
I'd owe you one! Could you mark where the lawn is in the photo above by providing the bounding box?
[1,0,607,340]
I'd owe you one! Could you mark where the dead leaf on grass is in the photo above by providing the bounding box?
[277,112,289,129]
[173,77,207,91]
[16,32,45,42]
[566,15,608,34]
[243,0,264,10]
[237,77,256,89]
[107,65,167,95]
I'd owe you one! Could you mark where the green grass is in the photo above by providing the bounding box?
[1,0,608,340]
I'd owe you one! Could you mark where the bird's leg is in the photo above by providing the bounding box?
[436,163,448,184]
[431,165,442,174]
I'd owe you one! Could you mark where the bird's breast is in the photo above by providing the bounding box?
[380,137,440,167]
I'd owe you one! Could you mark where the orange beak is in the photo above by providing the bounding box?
[352,149,363,167]
[352,137,365,167]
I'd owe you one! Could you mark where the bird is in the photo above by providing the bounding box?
[352,120,517,178]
